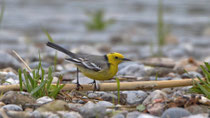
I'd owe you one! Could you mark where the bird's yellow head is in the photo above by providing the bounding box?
[107,52,130,65]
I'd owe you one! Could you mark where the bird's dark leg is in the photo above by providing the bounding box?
[76,68,83,90]
[89,80,97,92]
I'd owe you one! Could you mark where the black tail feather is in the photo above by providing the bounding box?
[46,42,77,58]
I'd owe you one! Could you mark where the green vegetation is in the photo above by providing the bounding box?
[116,77,120,104]
[0,0,5,28]
[18,54,65,98]
[85,9,114,31]
[157,0,165,56]
[190,62,210,99]
[43,28,58,70]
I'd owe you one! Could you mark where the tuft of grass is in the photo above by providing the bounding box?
[0,0,5,28]
[116,77,120,104]
[190,62,210,99]
[43,28,58,70]
[157,0,165,56]
[85,9,114,31]
[18,53,65,98]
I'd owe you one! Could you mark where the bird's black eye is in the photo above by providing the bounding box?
[115,56,119,59]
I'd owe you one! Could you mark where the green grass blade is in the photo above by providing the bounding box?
[23,69,31,92]
[46,66,53,90]
[194,79,210,99]
[42,28,54,42]
[51,84,65,98]
[54,51,57,71]
[30,80,47,96]
[197,76,210,89]
[116,77,120,104]
[27,72,34,88]
[0,0,5,28]
[18,69,23,91]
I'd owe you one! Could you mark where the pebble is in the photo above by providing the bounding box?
[87,93,98,99]
[161,107,191,118]
[4,78,19,85]
[137,113,159,118]
[79,101,106,118]
[101,93,118,102]
[122,91,147,105]
[185,113,209,118]
[181,71,203,78]
[1,104,23,111]
[126,111,141,118]
[118,62,146,77]
[96,101,114,108]
[29,61,50,69]
[185,105,209,114]
[0,52,20,70]
[36,96,53,104]
[143,90,167,105]
[36,100,70,112]
[58,111,82,118]
[147,103,166,116]
[0,91,36,105]
[112,113,125,118]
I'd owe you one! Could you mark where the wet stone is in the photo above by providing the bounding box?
[36,100,70,112]
[0,52,20,70]
[126,111,141,118]
[1,104,23,111]
[36,96,53,104]
[161,107,191,118]
[143,90,167,106]
[79,101,106,118]
[0,91,36,105]
[122,91,147,105]
[118,62,146,77]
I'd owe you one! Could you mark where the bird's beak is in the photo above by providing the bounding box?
[122,58,131,61]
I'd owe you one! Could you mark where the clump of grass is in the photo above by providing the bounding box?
[190,62,210,99]
[116,77,120,104]
[0,0,5,28]
[18,54,65,98]
[85,9,114,31]
[157,0,165,56]
[43,28,58,70]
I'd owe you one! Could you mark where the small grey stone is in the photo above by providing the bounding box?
[36,96,53,104]
[0,52,20,70]
[87,93,98,99]
[126,111,141,118]
[184,113,209,118]
[161,107,191,118]
[58,111,82,118]
[181,71,203,78]
[4,78,19,85]
[6,72,18,80]
[1,104,23,111]
[118,62,146,77]
[123,91,147,105]
[29,61,50,69]
[101,93,118,102]
[96,101,114,108]
[79,101,106,118]
[143,90,167,105]
[112,113,125,118]
[137,113,159,118]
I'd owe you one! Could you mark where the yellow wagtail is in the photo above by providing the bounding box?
[46,42,130,90]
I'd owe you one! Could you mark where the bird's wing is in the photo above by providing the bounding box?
[66,55,109,72]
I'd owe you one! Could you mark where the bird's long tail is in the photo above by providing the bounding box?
[46,42,77,58]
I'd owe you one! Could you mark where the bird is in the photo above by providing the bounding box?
[46,42,130,90]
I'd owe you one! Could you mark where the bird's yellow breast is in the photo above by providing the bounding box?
[77,63,118,80]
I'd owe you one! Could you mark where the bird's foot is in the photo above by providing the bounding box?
[88,80,99,92]
[76,83,83,90]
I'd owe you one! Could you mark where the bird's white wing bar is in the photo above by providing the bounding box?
[81,61,102,71]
